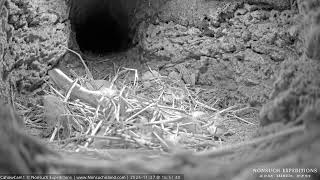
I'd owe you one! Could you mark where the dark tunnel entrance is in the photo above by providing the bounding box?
[69,0,132,55]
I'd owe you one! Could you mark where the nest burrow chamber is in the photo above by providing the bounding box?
[68,0,139,54]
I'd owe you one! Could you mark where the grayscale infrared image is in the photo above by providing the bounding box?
[0,0,319,179]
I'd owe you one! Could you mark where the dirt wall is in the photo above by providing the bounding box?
[138,0,300,108]
[260,0,320,125]
[0,0,69,101]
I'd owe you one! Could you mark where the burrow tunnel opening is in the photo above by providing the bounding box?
[69,0,133,55]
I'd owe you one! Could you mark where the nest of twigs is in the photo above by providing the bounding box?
[15,48,258,156]
[9,50,317,178]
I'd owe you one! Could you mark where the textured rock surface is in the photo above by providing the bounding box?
[138,1,299,107]
[0,0,9,99]
[157,0,292,27]
[259,0,320,126]
[0,0,69,98]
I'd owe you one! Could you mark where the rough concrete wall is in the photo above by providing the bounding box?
[0,0,9,100]
[137,1,300,108]
[156,0,292,27]
[0,0,69,97]
[245,0,292,9]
